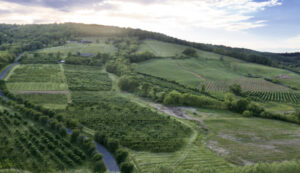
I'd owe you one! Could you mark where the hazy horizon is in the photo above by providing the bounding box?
[0,0,299,53]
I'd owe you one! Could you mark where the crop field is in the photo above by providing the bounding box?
[6,64,68,91]
[62,91,192,153]
[137,56,299,93]
[131,120,231,173]
[64,65,112,91]
[246,91,300,104]
[200,78,289,92]
[137,59,203,87]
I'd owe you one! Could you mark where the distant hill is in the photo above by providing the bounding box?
[0,23,299,73]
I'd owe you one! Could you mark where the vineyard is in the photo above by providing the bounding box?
[64,65,112,91]
[245,91,300,104]
[199,78,290,92]
[63,92,192,152]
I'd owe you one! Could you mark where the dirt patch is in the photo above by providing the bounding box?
[206,140,229,157]
[151,103,208,130]
[276,75,293,79]
[14,90,70,94]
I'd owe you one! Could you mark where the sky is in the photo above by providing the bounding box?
[0,0,299,53]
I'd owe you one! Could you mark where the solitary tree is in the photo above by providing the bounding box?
[182,48,197,57]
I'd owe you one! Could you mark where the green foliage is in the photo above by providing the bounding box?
[115,149,129,164]
[164,90,221,108]
[94,161,106,173]
[67,94,191,152]
[71,129,80,143]
[65,53,110,66]
[127,51,157,63]
[106,58,133,76]
[92,153,103,162]
[118,75,139,92]
[21,53,61,64]
[120,162,134,173]
[163,90,182,105]
[229,84,242,96]
[182,48,197,57]
[64,65,112,91]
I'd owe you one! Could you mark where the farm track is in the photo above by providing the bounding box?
[175,62,205,80]
[59,64,72,103]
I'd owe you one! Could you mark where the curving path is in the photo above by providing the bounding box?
[66,129,120,172]
[0,53,119,172]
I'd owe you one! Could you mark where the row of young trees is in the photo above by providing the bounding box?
[0,81,107,172]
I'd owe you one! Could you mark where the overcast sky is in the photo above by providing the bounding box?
[0,0,299,52]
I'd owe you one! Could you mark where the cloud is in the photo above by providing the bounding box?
[0,0,103,11]
[1,0,296,52]
[0,0,282,30]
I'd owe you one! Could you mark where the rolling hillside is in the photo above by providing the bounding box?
[0,23,300,173]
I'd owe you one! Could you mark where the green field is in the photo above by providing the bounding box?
[64,65,112,91]
[201,109,300,165]
[37,37,116,56]
[18,93,68,109]
[137,57,298,93]
[6,64,68,91]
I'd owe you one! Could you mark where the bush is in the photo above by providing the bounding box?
[243,110,252,117]
[71,129,80,143]
[118,76,139,93]
[92,153,103,162]
[120,162,134,173]
[107,139,119,153]
[182,48,197,57]
[94,161,106,173]
[229,84,242,96]
[163,90,182,105]
[116,149,129,164]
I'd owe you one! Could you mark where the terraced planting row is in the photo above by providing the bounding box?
[64,65,112,91]
[245,91,300,104]
[199,78,289,92]
[6,64,68,91]
[132,139,230,173]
